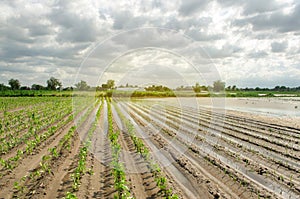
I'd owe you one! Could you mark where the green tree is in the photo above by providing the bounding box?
[75,80,90,90]
[101,84,108,89]
[213,80,225,92]
[97,80,115,91]
[20,86,30,90]
[192,83,201,93]
[232,85,237,91]
[201,85,208,91]
[47,77,62,90]
[8,79,21,90]
[0,83,10,91]
[31,84,45,90]
[107,80,115,89]
[145,85,171,92]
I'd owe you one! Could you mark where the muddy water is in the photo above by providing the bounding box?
[142,97,300,117]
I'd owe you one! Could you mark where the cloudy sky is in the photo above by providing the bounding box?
[0,0,299,88]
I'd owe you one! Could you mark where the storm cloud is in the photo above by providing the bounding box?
[0,0,299,88]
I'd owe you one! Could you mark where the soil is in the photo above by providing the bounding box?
[1,98,299,199]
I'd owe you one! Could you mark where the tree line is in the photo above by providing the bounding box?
[178,81,300,93]
[176,80,226,92]
[1,77,299,92]
[0,78,116,91]
[0,77,63,91]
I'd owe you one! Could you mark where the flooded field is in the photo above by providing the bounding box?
[1,96,299,199]
[143,97,300,117]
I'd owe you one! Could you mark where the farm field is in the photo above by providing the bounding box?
[0,96,299,199]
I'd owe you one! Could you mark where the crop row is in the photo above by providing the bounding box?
[10,98,100,198]
[129,104,272,198]
[126,102,298,198]
[0,98,93,176]
[13,125,77,197]
[170,105,300,153]
[0,101,73,155]
[134,102,300,172]
[113,101,179,198]
[65,98,103,198]
[175,105,300,143]
[120,102,229,198]
[107,98,133,199]
[0,98,71,137]
[160,104,300,175]
[0,97,61,112]
[0,113,74,174]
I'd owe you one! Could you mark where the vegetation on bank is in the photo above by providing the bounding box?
[0,77,299,97]
[0,89,299,98]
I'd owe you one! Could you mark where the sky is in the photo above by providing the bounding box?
[0,0,299,88]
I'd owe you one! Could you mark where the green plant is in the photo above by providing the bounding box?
[64,192,78,199]
[40,155,51,174]
[13,181,24,192]
[48,147,59,158]
[0,158,13,170]
[107,99,133,199]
